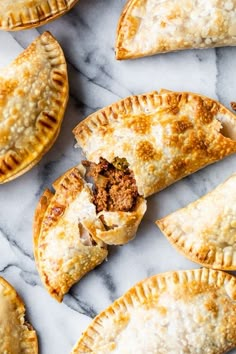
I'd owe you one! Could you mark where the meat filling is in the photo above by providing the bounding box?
[82,158,138,213]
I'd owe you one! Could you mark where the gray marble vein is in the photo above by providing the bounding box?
[0,0,236,353]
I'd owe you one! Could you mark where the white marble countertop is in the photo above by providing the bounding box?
[0,1,236,353]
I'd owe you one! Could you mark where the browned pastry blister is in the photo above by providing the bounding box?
[116,0,236,59]
[71,268,236,353]
[0,31,68,183]
[0,0,78,30]
[0,276,38,353]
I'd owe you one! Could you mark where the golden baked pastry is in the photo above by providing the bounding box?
[116,0,236,59]
[34,166,146,301]
[71,268,236,353]
[0,31,68,184]
[0,276,38,353]
[73,90,236,198]
[157,174,236,270]
[0,0,78,30]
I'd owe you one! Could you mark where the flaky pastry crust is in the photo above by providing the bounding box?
[0,31,68,184]
[71,268,236,353]
[0,0,78,30]
[116,0,236,59]
[0,276,38,353]
[33,167,108,302]
[73,90,236,198]
[157,174,236,270]
[34,167,146,301]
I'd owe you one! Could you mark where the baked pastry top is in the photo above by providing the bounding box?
[73,90,236,198]
[0,0,78,30]
[34,166,146,301]
[0,31,68,184]
[0,276,38,353]
[157,173,236,270]
[71,268,236,353]
[116,0,236,59]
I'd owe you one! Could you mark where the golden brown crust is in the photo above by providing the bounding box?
[0,276,38,353]
[116,0,236,60]
[34,166,146,300]
[71,268,236,353]
[73,91,236,198]
[96,197,147,245]
[33,167,108,302]
[33,188,54,268]
[0,32,68,184]
[0,0,78,30]
[157,173,236,270]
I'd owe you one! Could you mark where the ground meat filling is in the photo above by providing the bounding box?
[82,158,138,212]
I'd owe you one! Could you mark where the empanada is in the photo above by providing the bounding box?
[73,90,236,198]
[0,31,68,184]
[157,174,236,270]
[71,268,236,353]
[116,0,236,59]
[0,0,78,30]
[34,166,146,301]
[0,276,38,353]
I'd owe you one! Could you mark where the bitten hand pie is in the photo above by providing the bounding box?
[0,0,78,30]
[0,31,68,184]
[73,90,236,198]
[116,0,236,59]
[34,166,146,301]
[157,174,236,270]
[0,276,38,353]
[71,268,236,353]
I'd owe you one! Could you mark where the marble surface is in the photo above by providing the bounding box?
[0,0,236,353]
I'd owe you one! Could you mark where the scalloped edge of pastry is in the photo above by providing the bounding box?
[71,268,236,353]
[116,0,236,60]
[0,0,78,30]
[34,166,146,301]
[0,276,38,353]
[0,31,68,184]
[73,90,236,198]
[157,173,236,270]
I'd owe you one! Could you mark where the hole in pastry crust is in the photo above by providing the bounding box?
[218,114,236,140]
[78,223,97,246]
[99,215,118,231]
[82,157,139,213]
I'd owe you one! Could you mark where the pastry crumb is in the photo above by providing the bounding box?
[231,102,236,111]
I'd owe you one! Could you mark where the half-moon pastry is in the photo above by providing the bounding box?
[71,268,236,353]
[0,276,38,353]
[116,0,236,59]
[0,31,68,184]
[157,174,236,270]
[34,166,146,301]
[0,0,78,30]
[73,90,236,198]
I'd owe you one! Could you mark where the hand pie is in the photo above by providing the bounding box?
[0,0,78,30]
[34,166,146,301]
[0,276,38,353]
[73,90,236,198]
[157,174,236,270]
[0,31,68,184]
[71,268,236,353]
[116,0,236,59]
